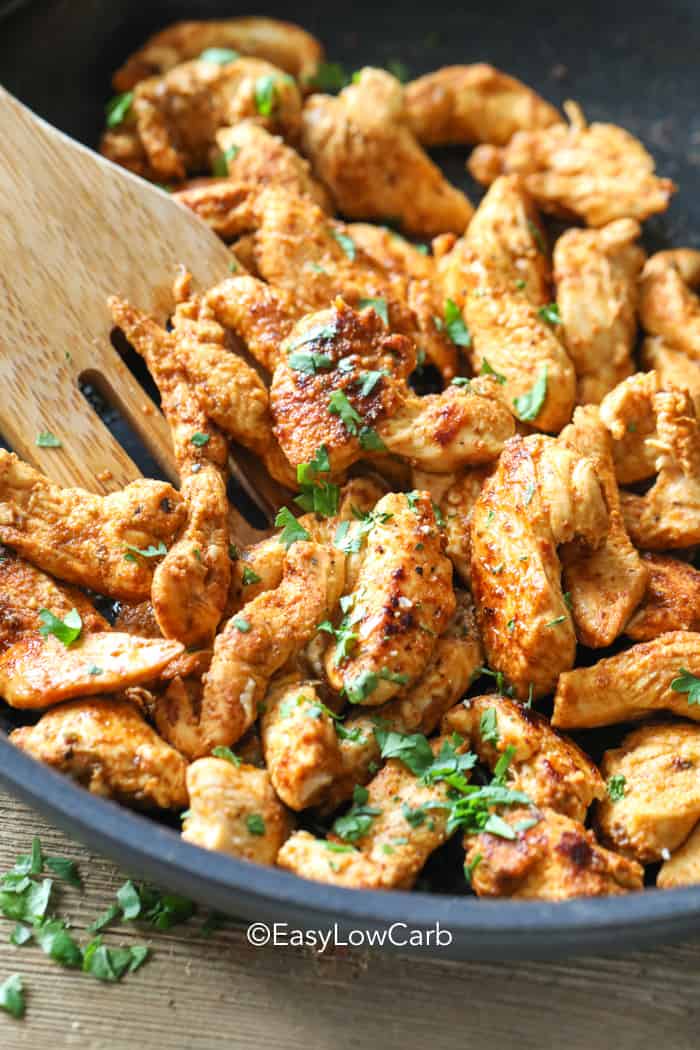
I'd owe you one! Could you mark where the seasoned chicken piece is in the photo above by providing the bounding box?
[270,300,513,474]
[318,589,482,812]
[277,734,464,889]
[412,466,491,583]
[324,491,455,704]
[228,477,384,613]
[160,542,344,757]
[598,370,659,483]
[215,121,332,210]
[553,219,644,404]
[301,68,473,237]
[470,435,608,699]
[346,223,459,380]
[552,631,700,729]
[112,17,323,92]
[0,550,108,653]
[596,722,700,864]
[468,100,675,226]
[101,58,302,181]
[0,631,183,709]
[11,699,188,809]
[639,249,700,361]
[204,273,297,372]
[404,64,560,146]
[621,389,700,549]
[182,757,290,863]
[465,806,643,900]
[626,553,700,641]
[113,600,161,638]
[558,406,647,648]
[442,176,575,432]
[0,451,184,601]
[110,295,292,487]
[658,823,700,888]
[641,336,700,417]
[444,694,604,822]
[260,675,341,811]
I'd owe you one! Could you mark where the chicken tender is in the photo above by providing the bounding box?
[468,101,674,226]
[318,590,482,812]
[182,757,290,863]
[412,467,492,584]
[558,406,647,648]
[470,435,608,699]
[0,631,183,709]
[621,388,700,549]
[442,176,576,432]
[598,370,659,483]
[102,58,302,181]
[552,631,700,729]
[639,249,700,361]
[277,734,463,889]
[11,699,188,809]
[553,219,644,404]
[596,722,700,863]
[112,17,323,92]
[215,120,332,209]
[404,63,560,147]
[626,554,700,641]
[162,541,344,757]
[444,694,604,822]
[324,491,455,705]
[658,823,700,888]
[0,451,184,601]
[301,68,473,237]
[465,806,643,899]
[0,550,108,653]
[641,337,700,417]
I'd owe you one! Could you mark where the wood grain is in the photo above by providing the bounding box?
[0,87,231,493]
[0,790,698,1050]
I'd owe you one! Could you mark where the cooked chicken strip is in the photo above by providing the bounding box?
[277,734,464,889]
[301,68,473,237]
[641,336,700,417]
[0,550,108,654]
[552,631,700,729]
[470,435,608,699]
[621,389,700,549]
[112,17,323,92]
[182,757,290,862]
[658,823,700,888]
[204,273,297,372]
[412,467,490,584]
[553,219,644,404]
[317,589,482,812]
[442,176,575,432]
[161,541,344,757]
[465,806,643,900]
[558,406,647,648]
[404,64,560,147]
[596,722,700,864]
[260,675,341,811]
[102,58,302,181]
[324,491,455,705]
[0,631,183,709]
[444,694,604,822]
[639,249,700,361]
[0,451,184,601]
[11,699,188,809]
[215,120,332,209]
[598,370,659,483]
[469,101,675,226]
[626,554,700,641]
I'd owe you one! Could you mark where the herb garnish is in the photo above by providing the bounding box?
[38,608,82,647]
[513,366,548,422]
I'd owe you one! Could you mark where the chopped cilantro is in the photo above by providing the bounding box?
[232,617,251,633]
[0,974,25,1018]
[479,707,500,746]
[191,431,210,447]
[199,47,240,64]
[254,75,277,116]
[246,814,266,836]
[671,668,700,705]
[211,144,239,176]
[538,302,561,326]
[513,366,548,422]
[123,541,167,559]
[212,746,241,767]
[444,299,471,347]
[330,229,356,260]
[294,445,340,517]
[357,297,389,325]
[241,566,262,586]
[528,219,546,254]
[545,615,567,627]
[607,774,626,802]
[36,430,61,448]
[359,427,387,452]
[328,389,363,434]
[480,358,506,384]
[38,608,82,647]
[307,61,351,92]
[451,376,471,388]
[275,507,311,548]
[105,91,133,128]
[288,350,334,374]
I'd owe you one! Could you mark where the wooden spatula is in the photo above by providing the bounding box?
[0,87,270,545]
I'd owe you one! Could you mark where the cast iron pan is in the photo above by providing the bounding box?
[1,0,700,960]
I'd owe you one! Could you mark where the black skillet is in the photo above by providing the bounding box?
[0,0,699,959]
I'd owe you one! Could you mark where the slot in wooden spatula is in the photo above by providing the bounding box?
[0,86,274,546]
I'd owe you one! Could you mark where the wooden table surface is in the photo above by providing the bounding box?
[0,789,699,1050]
